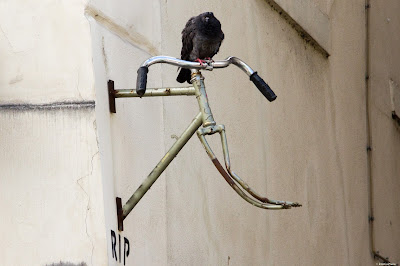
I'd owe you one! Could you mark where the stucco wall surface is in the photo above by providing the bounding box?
[0,0,108,265]
[0,0,95,104]
[274,0,331,53]
[0,107,107,266]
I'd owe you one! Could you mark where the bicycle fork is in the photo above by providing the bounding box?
[191,71,301,210]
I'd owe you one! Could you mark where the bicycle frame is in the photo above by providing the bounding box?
[109,56,301,231]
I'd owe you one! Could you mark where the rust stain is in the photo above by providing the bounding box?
[212,158,236,187]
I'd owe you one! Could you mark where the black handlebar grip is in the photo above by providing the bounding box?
[136,66,149,97]
[250,72,277,102]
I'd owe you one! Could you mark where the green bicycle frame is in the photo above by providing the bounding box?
[110,57,301,231]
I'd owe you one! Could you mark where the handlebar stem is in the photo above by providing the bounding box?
[191,71,217,127]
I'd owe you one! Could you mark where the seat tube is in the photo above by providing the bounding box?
[191,71,216,127]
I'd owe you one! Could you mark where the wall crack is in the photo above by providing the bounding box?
[76,151,99,266]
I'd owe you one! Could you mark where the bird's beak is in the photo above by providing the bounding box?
[205,17,209,22]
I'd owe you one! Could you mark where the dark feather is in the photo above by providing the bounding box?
[177,12,224,83]
[176,68,192,83]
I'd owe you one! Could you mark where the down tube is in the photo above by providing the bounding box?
[122,112,203,218]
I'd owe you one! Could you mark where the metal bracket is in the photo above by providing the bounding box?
[116,197,124,231]
[108,80,116,113]
[107,79,196,114]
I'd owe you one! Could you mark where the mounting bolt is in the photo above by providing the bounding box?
[368,215,374,222]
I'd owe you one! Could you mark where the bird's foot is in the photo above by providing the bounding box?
[195,58,208,66]
[195,58,214,71]
[204,57,214,63]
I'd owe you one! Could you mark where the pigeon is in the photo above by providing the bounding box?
[177,12,224,83]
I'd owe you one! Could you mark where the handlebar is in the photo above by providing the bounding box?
[136,56,276,102]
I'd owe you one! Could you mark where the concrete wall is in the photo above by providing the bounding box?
[0,0,107,265]
[86,0,167,265]
[1,0,399,265]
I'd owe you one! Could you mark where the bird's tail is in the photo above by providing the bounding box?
[176,68,192,83]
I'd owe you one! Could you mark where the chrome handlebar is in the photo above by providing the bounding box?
[140,56,255,76]
[137,56,277,102]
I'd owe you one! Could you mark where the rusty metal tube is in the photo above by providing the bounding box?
[114,87,195,98]
[211,158,286,210]
[122,112,203,218]
[197,132,299,209]
[219,129,300,206]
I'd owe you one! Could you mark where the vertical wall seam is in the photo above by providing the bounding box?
[365,1,396,264]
